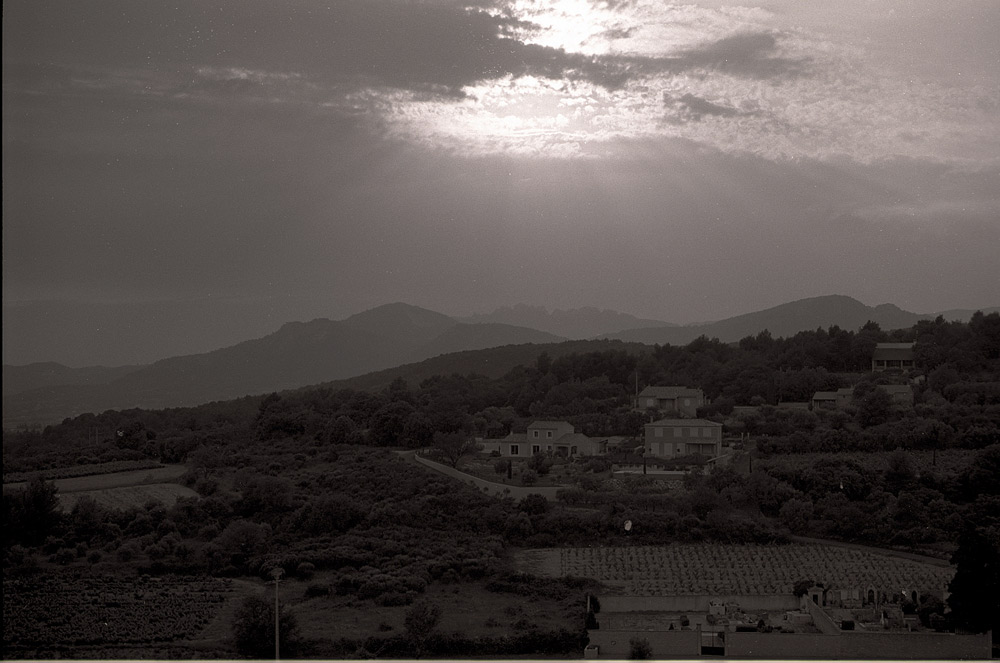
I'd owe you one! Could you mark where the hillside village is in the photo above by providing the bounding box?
[3,313,999,659]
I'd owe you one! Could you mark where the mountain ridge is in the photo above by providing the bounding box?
[4,296,998,427]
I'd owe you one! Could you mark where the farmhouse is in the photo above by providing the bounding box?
[644,418,723,459]
[635,386,704,417]
[499,420,605,457]
[811,387,854,409]
[872,342,915,372]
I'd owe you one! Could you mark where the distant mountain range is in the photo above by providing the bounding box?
[2,303,563,426]
[601,295,999,345]
[457,304,674,339]
[4,296,997,428]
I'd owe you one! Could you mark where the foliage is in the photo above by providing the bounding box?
[947,497,1000,634]
[231,592,300,658]
[4,477,62,547]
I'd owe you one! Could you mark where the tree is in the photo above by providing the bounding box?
[231,593,299,658]
[5,477,61,546]
[404,600,441,657]
[431,431,479,468]
[855,386,893,428]
[947,497,1000,634]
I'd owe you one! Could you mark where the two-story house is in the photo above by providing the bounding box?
[644,418,722,459]
[499,420,606,457]
[872,343,915,372]
[635,386,704,418]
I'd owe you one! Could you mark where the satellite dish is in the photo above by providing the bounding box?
[624,520,632,532]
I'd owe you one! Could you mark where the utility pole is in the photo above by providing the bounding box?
[271,567,284,660]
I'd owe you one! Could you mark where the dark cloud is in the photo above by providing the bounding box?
[670,32,809,79]
[664,93,741,122]
[3,0,807,109]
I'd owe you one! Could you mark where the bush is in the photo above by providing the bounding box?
[521,469,538,486]
[304,583,330,598]
[629,637,652,659]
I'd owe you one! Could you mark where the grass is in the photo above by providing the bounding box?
[287,572,583,643]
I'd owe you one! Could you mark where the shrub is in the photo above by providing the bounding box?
[629,637,652,659]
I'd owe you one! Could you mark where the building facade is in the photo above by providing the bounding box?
[636,386,705,417]
[644,418,723,458]
[872,343,915,372]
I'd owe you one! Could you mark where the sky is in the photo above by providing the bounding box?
[3,0,999,365]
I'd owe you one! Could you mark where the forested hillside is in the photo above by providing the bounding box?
[3,312,998,656]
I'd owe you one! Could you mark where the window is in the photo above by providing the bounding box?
[546,431,553,438]
[510,444,519,456]
[532,430,539,438]
[532,445,540,454]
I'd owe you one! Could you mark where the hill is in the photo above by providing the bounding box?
[457,304,674,338]
[2,304,564,427]
[603,295,997,345]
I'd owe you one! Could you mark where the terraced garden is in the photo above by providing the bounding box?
[519,543,955,596]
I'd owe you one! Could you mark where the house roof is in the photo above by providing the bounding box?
[873,343,915,361]
[638,386,703,399]
[528,420,573,429]
[552,432,596,446]
[813,388,854,400]
[882,385,913,394]
[647,418,722,427]
[502,433,527,443]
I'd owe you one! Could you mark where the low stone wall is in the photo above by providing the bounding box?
[587,628,700,659]
[726,630,992,659]
[600,594,798,613]
[412,454,563,500]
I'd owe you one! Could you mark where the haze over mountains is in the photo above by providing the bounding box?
[3,295,997,428]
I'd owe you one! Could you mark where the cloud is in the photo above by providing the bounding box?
[668,31,809,79]
[665,93,741,121]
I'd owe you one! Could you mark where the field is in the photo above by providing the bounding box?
[4,464,194,511]
[3,464,187,494]
[3,460,166,484]
[516,543,955,596]
[291,578,581,644]
[56,483,199,511]
[3,575,242,658]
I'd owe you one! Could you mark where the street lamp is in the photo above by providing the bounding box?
[271,567,284,660]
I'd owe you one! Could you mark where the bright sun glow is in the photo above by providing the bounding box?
[368,1,1000,162]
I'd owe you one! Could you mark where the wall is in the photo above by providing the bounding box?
[587,629,700,659]
[805,596,842,635]
[726,631,991,659]
[601,595,798,613]
[411,454,563,500]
